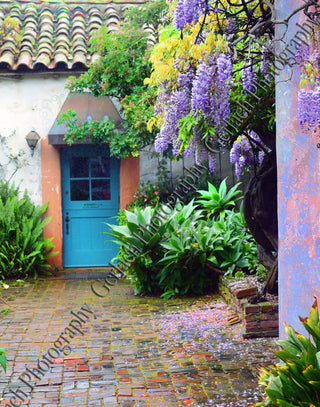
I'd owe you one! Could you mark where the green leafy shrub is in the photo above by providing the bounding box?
[110,180,261,298]
[0,348,7,373]
[158,215,220,299]
[128,181,161,209]
[196,178,243,218]
[110,201,220,298]
[128,160,173,210]
[253,300,320,407]
[0,181,57,279]
[109,205,169,295]
[209,206,259,276]
[182,166,221,204]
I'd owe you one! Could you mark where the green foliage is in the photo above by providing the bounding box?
[253,301,320,407]
[117,209,128,226]
[124,0,168,29]
[158,205,220,299]
[109,205,169,295]
[129,181,161,209]
[196,178,243,218]
[127,160,174,210]
[208,206,258,276]
[57,109,139,157]
[0,308,10,316]
[0,181,57,279]
[65,1,167,158]
[58,109,115,144]
[0,348,7,373]
[110,180,260,298]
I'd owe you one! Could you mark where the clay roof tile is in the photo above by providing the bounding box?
[0,1,150,73]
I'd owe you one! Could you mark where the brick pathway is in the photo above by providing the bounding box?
[0,277,278,406]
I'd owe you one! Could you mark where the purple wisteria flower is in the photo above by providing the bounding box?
[184,0,197,26]
[154,89,171,117]
[312,86,320,129]
[174,0,207,31]
[296,45,310,66]
[177,69,195,88]
[191,61,214,118]
[154,88,191,153]
[230,132,267,179]
[258,150,265,166]
[208,152,216,172]
[242,65,257,93]
[214,54,232,132]
[298,89,313,130]
[298,87,320,132]
[260,45,271,75]
[174,0,185,30]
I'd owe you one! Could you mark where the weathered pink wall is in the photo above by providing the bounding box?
[276,0,320,337]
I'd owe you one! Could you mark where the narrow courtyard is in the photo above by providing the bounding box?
[0,276,278,407]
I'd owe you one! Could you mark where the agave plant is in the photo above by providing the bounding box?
[196,178,243,218]
[253,299,320,407]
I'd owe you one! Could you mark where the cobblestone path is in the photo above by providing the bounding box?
[0,278,278,406]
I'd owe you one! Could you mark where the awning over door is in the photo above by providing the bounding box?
[48,93,123,146]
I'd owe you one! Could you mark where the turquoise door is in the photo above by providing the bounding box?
[61,145,119,267]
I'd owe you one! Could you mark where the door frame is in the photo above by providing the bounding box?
[61,144,119,267]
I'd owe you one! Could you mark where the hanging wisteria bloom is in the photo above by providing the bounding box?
[174,0,207,31]
[298,87,320,133]
[154,88,191,154]
[154,88,171,117]
[191,61,215,118]
[260,45,271,75]
[174,0,185,31]
[230,132,268,179]
[242,65,257,93]
[214,54,233,134]
[298,89,314,131]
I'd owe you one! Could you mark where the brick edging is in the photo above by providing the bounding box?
[219,277,279,339]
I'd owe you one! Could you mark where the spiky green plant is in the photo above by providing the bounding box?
[196,178,242,218]
[253,299,320,407]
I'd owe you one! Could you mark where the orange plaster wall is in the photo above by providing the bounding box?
[41,138,63,270]
[120,156,140,210]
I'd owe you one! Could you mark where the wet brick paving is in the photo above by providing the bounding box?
[0,278,278,406]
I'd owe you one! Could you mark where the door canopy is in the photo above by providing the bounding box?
[48,93,123,146]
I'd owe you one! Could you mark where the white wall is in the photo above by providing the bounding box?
[0,74,69,205]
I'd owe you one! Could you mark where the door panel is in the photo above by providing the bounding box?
[61,145,119,267]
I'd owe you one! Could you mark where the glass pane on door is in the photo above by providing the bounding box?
[92,179,111,200]
[70,157,89,178]
[71,180,89,201]
[91,157,110,178]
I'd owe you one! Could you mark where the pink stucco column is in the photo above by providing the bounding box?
[276,0,320,337]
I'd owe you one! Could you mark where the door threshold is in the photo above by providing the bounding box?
[51,267,114,280]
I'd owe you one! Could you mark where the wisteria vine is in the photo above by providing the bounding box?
[297,39,320,134]
[148,0,275,176]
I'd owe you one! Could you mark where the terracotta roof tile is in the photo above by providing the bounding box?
[0,1,153,73]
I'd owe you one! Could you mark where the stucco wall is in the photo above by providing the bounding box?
[0,74,69,205]
[276,0,320,337]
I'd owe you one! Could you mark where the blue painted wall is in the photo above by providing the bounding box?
[276,0,320,337]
